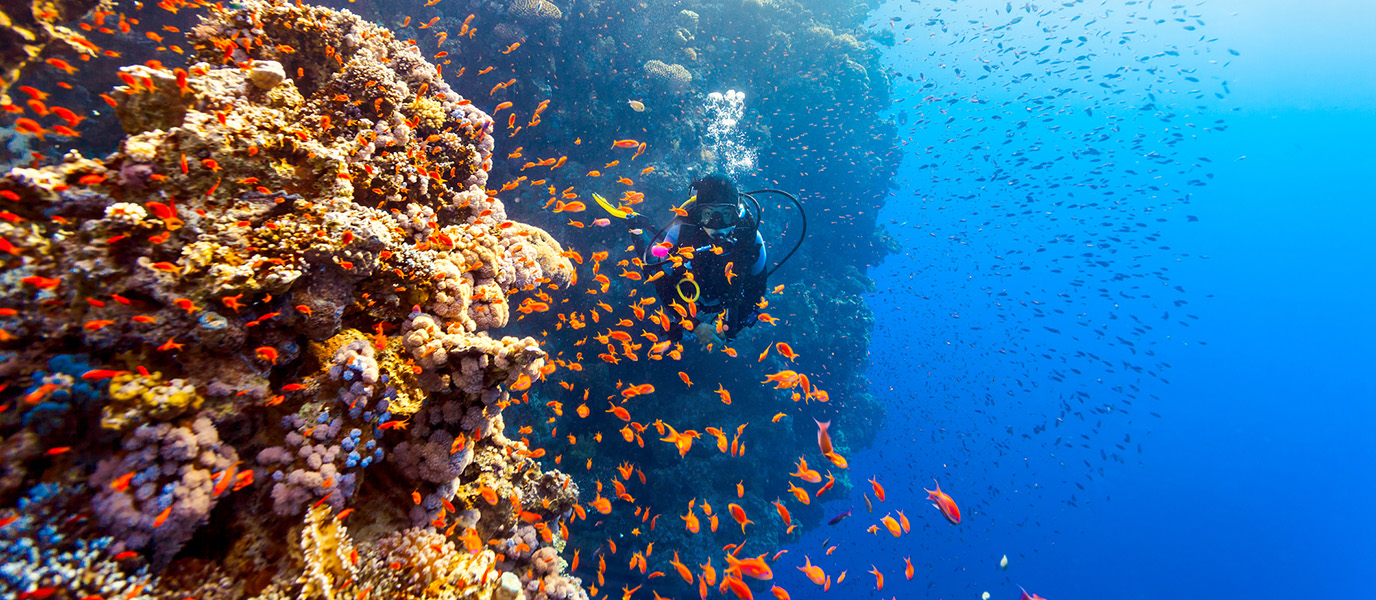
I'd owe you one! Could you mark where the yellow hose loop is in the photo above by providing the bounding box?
[676,278,701,303]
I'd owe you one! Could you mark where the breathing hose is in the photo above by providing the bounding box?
[742,189,807,278]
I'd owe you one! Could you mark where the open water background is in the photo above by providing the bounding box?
[773,0,1376,598]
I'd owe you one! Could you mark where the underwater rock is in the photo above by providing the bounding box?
[248,60,287,90]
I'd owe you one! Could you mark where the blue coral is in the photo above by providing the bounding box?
[20,355,103,435]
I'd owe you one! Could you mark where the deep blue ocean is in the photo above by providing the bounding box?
[783,1,1376,598]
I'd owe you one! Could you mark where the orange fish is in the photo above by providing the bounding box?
[255,346,279,364]
[21,276,59,289]
[479,486,499,505]
[678,371,693,387]
[659,425,695,457]
[772,499,792,527]
[233,469,254,491]
[110,472,135,492]
[813,419,833,455]
[880,514,902,537]
[19,86,48,100]
[612,139,640,148]
[727,503,752,534]
[797,556,825,585]
[605,402,631,421]
[50,106,83,126]
[868,566,884,591]
[153,505,172,527]
[14,118,47,139]
[80,369,124,380]
[725,553,772,581]
[45,58,78,74]
[790,457,821,483]
[903,557,914,580]
[670,550,694,583]
[869,477,886,502]
[925,479,961,524]
[720,575,753,600]
[681,504,700,533]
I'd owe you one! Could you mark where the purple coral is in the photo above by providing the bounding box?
[256,411,365,516]
[89,417,237,566]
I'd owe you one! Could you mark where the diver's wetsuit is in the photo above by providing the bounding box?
[634,215,768,343]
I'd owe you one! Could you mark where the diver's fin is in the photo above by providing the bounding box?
[593,192,638,219]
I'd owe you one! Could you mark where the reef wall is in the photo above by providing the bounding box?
[0,0,906,597]
[0,2,588,599]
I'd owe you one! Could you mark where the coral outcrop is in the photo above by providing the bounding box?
[0,1,585,598]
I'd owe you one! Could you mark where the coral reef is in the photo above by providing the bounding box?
[0,1,584,598]
[0,483,154,600]
[0,0,905,597]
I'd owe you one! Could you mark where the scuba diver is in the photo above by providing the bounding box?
[595,172,806,346]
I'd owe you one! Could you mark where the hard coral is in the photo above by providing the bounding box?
[642,60,693,93]
[508,0,563,22]
[103,371,205,430]
[0,0,585,597]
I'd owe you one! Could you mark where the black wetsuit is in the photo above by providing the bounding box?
[635,216,768,342]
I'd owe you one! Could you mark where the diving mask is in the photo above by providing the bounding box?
[697,204,739,229]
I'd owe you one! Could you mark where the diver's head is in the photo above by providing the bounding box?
[690,174,741,230]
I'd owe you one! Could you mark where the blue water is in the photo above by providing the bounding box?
[772,1,1376,598]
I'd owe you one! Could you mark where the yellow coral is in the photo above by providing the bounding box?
[295,505,357,600]
[102,372,204,430]
[410,95,447,130]
[308,329,426,417]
